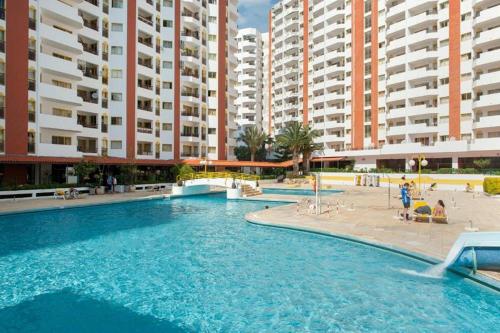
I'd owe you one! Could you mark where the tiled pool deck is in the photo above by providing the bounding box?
[0,184,498,281]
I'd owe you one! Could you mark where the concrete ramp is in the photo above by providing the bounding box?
[444,232,500,272]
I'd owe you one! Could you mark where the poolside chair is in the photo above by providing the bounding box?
[54,189,68,200]
[413,201,431,223]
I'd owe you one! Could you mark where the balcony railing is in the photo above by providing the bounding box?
[77,121,98,129]
[102,100,108,109]
[81,43,98,55]
[137,104,152,111]
[28,111,35,122]
[101,147,108,156]
[138,16,153,26]
[28,143,35,154]
[78,92,98,104]
[102,51,108,61]
[181,91,198,97]
[138,58,153,68]
[138,38,153,47]
[181,133,199,137]
[85,0,99,6]
[78,146,98,154]
[83,19,98,31]
[181,71,199,78]
[181,112,200,117]
[181,152,199,157]
[29,18,36,30]
[103,28,108,38]
[155,130,160,138]
[181,31,200,40]
[137,127,153,134]
[28,48,36,61]
[101,123,108,133]
[138,82,153,90]
[182,12,200,20]
[28,79,36,91]
[137,150,153,155]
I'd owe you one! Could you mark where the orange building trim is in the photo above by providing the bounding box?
[126,0,137,159]
[268,11,273,135]
[370,0,379,147]
[217,1,227,160]
[449,0,461,139]
[351,0,365,149]
[302,0,309,125]
[5,0,29,155]
[174,0,181,160]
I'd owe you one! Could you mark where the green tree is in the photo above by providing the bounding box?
[74,161,97,185]
[237,126,268,162]
[171,164,195,179]
[276,122,306,176]
[473,158,491,171]
[301,125,322,173]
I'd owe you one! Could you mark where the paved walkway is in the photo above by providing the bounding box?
[0,191,169,214]
[249,184,500,281]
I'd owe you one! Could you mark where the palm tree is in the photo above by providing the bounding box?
[237,126,268,162]
[276,122,305,176]
[301,125,322,173]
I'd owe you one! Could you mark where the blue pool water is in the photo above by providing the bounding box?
[0,194,498,332]
[263,187,343,196]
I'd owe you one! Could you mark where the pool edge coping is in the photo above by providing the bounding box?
[245,211,500,292]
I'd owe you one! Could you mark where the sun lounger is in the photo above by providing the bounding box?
[413,201,448,224]
[54,189,68,200]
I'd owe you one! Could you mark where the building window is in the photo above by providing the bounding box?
[163,20,173,28]
[163,61,172,69]
[162,144,172,152]
[163,102,172,109]
[111,69,122,78]
[111,140,122,149]
[112,0,123,8]
[111,23,123,32]
[461,93,471,100]
[111,46,123,55]
[111,117,122,125]
[162,81,172,89]
[52,136,71,145]
[111,93,122,101]
[162,123,172,131]
[163,41,172,48]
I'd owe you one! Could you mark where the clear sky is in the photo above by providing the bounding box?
[238,0,280,33]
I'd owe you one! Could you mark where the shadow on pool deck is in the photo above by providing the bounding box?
[0,289,191,333]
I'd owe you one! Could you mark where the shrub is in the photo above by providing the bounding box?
[483,177,500,195]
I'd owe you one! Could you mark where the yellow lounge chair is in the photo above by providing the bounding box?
[413,201,431,222]
[53,189,67,200]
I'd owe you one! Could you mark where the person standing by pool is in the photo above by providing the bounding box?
[401,183,411,222]
[112,176,117,193]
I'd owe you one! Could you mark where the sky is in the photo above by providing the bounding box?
[238,0,280,33]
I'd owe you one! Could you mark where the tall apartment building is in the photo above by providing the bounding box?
[235,28,264,133]
[267,0,500,170]
[0,0,238,183]
[261,31,272,134]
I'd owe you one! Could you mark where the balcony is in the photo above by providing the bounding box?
[29,18,36,30]
[28,48,36,61]
[473,93,500,111]
[137,127,153,134]
[40,83,83,105]
[38,143,81,157]
[28,79,36,91]
[39,53,82,80]
[472,71,500,90]
[40,24,83,54]
[81,42,98,55]
[473,115,500,130]
[39,113,82,132]
[77,90,98,104]
[40,0,83,29]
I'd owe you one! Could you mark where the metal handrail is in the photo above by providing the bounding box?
[177,172,260,182]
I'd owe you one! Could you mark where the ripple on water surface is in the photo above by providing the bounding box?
[0,194,498,333]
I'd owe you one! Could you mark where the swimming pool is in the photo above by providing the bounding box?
[0,194,498,332]
[262,187,343,196]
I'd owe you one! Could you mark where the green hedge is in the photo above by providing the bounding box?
[483,177,500,195]
[310,167,500,175]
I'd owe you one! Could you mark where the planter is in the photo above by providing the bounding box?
[95,186,106,195]
[89,187,97,195]
[129,185,136,192]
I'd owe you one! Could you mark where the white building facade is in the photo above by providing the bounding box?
[0,0,238,182]
[266,0,500,170]
[235,28,264,133]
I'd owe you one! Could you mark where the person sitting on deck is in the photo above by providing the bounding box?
[433,200,446,217]
[465,183,474,193]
